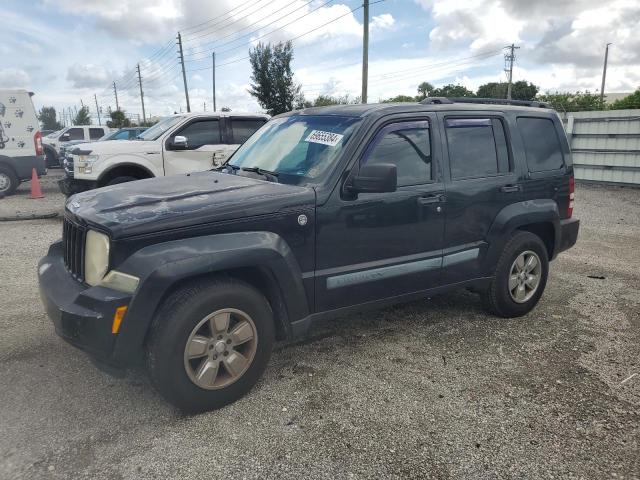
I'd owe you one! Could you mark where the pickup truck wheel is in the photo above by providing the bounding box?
[105,176,138,186]
[0,165,19,196]
[45,149,58,168]
[482,231,548,318]
[146,278,275,413]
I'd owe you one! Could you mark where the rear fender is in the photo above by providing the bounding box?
[482,199,561,275]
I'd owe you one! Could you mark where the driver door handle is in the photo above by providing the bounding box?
[500,184,522,193]
[417,193,445,205]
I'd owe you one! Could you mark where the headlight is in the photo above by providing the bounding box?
[77,154,99,174]
[84,230,110,286]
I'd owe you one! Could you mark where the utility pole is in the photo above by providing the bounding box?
[212,51,217,112]
[177,32,191,112]
[361,0,369,103]
[504,43,520,100]
[113,82,120,111]
[599,43,612,107]
[94,94,101,125]
[137,63,147,125]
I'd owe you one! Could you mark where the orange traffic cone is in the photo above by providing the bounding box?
[29,168,44,199]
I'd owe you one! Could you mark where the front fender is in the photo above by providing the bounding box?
[110,231,309,363]
[482,199,561,274]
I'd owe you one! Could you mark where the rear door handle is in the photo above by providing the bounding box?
[500,184,522,193]
[417,193,445,205]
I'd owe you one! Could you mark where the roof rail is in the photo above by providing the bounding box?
[419,97,454,105]
[420,97,550,108]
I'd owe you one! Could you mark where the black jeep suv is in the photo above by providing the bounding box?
[39,98,579,412]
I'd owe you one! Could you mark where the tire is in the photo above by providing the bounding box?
[45,149,58,168]
[146,277,275,413]
[482,230,549,318]
[105,176,138,186]
[0,165,19,196]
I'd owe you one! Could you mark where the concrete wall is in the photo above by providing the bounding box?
[560,109,640,185]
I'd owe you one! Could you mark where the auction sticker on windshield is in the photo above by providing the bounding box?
[305,130,344,147]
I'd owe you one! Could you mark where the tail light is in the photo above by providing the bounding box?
[34,131,43,156]
[568,175,575,218]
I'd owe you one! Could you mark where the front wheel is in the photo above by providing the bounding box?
[482,231,549,318]
[146,277,275,413]
[0,165,19,196]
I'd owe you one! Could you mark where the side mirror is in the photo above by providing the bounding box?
[349,163,397,194]
[172,135,188,149]
[60,133,70,141]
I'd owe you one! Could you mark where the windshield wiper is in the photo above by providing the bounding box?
[214,163,239,173]
[241,166,279,182]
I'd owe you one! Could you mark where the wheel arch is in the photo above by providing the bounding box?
[110,231,309,364]
[483,199,561,275]
[97,162,155,187]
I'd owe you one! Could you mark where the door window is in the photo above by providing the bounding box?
[517,117,564,172]
[176,120,221,149]
[445,118,510,179]
[231,118,266,144]
[364,122,431,186]
[67,128,84,141]
[89,128,105,140]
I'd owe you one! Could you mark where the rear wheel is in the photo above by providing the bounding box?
[45,149,58,168]
[0,165,19,196]
[482,231,549,318]
[146,277,275,413]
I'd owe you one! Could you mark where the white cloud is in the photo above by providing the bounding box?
[371,13,395,31]
[0,68,30,88]
[66,64,111,89]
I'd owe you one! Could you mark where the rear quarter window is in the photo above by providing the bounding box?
[517,117,564,172]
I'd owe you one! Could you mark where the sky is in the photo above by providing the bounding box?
[1,0,639,122]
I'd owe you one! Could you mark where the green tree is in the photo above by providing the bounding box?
[107,110,132,128]
[537,91,605,112]
[72,106,91,125]
[381,94,417,103]
[609,89,640,110]
[312,94,360,107]
[431,84,475,97]
[476,81,538,100]
[38,107,63,130]
[248,41,301,115]
[416,82,434,100]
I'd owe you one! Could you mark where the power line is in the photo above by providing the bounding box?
[184,0,321,58]
[186,3,362,72]
[181,0,263,35]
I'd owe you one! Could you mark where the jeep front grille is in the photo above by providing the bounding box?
[62,218,86,280]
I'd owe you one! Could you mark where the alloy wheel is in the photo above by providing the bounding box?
[183,308,258,390]
[508,250,542,303]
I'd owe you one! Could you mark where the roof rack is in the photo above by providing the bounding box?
[420,97,551,108]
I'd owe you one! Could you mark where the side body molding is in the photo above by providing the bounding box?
[111,231,309,362]
[482,199,561,274]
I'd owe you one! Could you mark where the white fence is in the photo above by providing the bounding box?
[560,109,640,185]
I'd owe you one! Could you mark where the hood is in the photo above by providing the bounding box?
[74,139,154,156]
[66,171,315,238]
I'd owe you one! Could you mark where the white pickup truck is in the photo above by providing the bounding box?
[59,112,269,195]
[43,125,112,167]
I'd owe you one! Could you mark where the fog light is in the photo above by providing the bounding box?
[112,306,128,334]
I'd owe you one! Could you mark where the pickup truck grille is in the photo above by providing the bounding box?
[62,217,86,280]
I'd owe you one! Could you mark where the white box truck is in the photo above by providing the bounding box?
[0,89,46,195]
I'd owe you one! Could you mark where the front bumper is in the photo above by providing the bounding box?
[38,241,131,364]
[58,176,96,196]
[557,217,580,255]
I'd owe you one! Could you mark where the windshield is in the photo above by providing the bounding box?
[137,116,184,140]
[227,115,361,185]
[47,129,64,139]
[99,130,119,141]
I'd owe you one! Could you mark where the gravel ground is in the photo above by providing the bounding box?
[0,182,638,479]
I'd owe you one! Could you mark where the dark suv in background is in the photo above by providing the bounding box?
[38,98,579,413]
